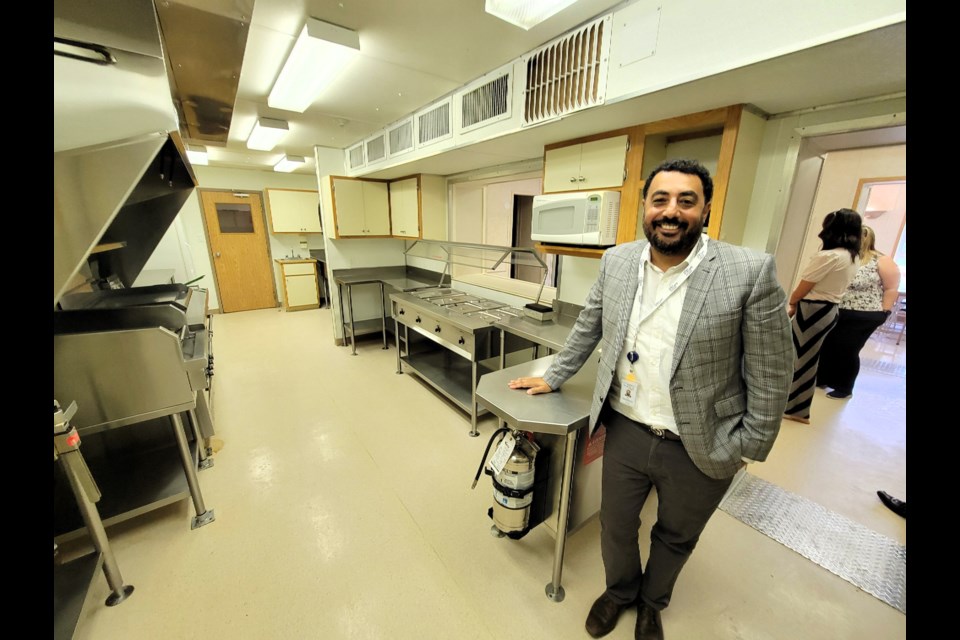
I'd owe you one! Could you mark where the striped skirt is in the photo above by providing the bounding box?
[784,300,839,421]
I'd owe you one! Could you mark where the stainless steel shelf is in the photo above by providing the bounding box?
[53,423,199,543]
[54,551,103,640]
[401,350,496,414]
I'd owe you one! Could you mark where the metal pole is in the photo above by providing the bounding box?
[380,283,388,349]
[170,413,215,529]
[545,430,578,602]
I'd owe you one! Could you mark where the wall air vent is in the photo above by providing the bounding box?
[347,142,365,170]
[522,14,613,126]
[416,98,453,147]
[365,132,386,164]
[459,66,512,133]
[387,117,415,157]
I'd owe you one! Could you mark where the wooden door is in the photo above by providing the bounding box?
[199,189,277,313]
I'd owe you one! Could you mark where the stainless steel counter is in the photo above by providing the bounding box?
[476,352,602,603]
[331,266,448,355]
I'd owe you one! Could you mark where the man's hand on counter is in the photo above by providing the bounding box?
[508,377,554,395]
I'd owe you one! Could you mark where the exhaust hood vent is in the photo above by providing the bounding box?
[459,66,512,133]
[347,142,365,169]
[388,118,415,157]
[522,14,612,126]
[417,98,453,147]
[365,132,387,164]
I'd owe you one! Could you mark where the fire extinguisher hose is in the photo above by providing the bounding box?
[471,426,510,490]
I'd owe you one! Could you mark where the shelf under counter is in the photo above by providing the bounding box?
[400,350,498,416]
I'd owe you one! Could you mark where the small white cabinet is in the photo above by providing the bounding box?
[542,135,629,193]
[277,260,319,310]
[323,176,391,238]
[389,177,420,238]
[266,188,322,233]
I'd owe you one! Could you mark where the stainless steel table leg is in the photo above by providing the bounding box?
[170,413,215,529]
[469,359,480,437]
[58,448,134,606]
[380,283,388,349]
[395,317,403,374]
[498,330,506,431]
[186,409,213,469]
[545,430,578,602]
[346,284,358,355]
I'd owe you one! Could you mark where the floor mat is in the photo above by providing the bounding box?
[860,357,906,378]
[719,472,906,613]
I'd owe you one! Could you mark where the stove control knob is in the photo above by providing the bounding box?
[399,308,405,315]
[435,325,442,333]
[415,316,422,323]
[458,337,465,345]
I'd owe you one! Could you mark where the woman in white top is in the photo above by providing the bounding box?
[816,225,901,399]
[782,208,862,424]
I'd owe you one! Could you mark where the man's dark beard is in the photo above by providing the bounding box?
[643,216,704,255]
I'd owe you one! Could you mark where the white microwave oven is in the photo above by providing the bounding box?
[530,191,621,246]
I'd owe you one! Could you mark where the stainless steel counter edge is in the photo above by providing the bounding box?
[476,354,599,436]
[332,266,448,290]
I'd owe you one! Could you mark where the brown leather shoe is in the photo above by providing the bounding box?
[585,592,632,638]
[635,603,664,640]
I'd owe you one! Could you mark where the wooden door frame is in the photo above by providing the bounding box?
[197,187,279,313]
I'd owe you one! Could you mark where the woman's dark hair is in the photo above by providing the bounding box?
[818,208,862,262]
[642,158,713,204]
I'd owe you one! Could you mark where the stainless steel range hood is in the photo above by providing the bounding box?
[54,0,198,307]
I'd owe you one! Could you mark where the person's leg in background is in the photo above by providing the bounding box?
[817,309,887,399]
[784,300,839,422]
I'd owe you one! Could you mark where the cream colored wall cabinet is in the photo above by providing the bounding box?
[279,261,319,310]
[389,177,419,238]
[327,177,391,238]
[266,188,322,233]
[388,174,448,240]
[542,135,629,193]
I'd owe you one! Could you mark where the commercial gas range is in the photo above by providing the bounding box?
[391,289,525,436]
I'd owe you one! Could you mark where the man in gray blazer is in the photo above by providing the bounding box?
[509,159,793,640]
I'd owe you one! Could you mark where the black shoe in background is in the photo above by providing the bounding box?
[877,490,906,518]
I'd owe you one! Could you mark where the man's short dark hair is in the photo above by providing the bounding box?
[642,158,714,204]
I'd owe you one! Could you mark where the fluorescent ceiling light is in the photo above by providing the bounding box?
[247,117,289,151]
[274,154,306,173]
[186,145,208,166]
[268,18,361,113]
[485,0,579,30]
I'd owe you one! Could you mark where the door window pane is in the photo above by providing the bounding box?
[216,203,254,233]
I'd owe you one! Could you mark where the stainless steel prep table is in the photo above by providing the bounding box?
[332,266,447,355]
[476,353,600,603]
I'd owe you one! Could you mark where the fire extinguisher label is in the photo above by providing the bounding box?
[488,432,516,476]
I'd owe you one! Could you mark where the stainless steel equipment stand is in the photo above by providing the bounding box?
[169,412,216,529]
[185,409,213,470]
[339,282,389,355]
[54,400,134,606]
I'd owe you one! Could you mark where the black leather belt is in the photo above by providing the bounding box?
[637,422,681,441]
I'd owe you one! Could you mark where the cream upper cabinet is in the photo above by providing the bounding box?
[543,134,629,193]
[326,177,391,238]
[389,177,420,238]
[266,188,322,233]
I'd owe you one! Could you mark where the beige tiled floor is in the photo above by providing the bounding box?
[60,307,907,639]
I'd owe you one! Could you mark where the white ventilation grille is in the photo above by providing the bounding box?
[388,118,415,157]
[417,98,452,147]
[347,143,365,170]
[459,67,511,133]
[365,132,386,164]
[522,14,612,126]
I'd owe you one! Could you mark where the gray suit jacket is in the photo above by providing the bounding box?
[543,239,794,479]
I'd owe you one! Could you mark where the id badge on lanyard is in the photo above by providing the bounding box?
[618,236,708,407]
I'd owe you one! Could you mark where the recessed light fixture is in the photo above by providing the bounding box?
[274,154,306,173]
[484,0,579,30]
[247,117,289,151]
[268,17,361,113]
[186,144,208,166]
